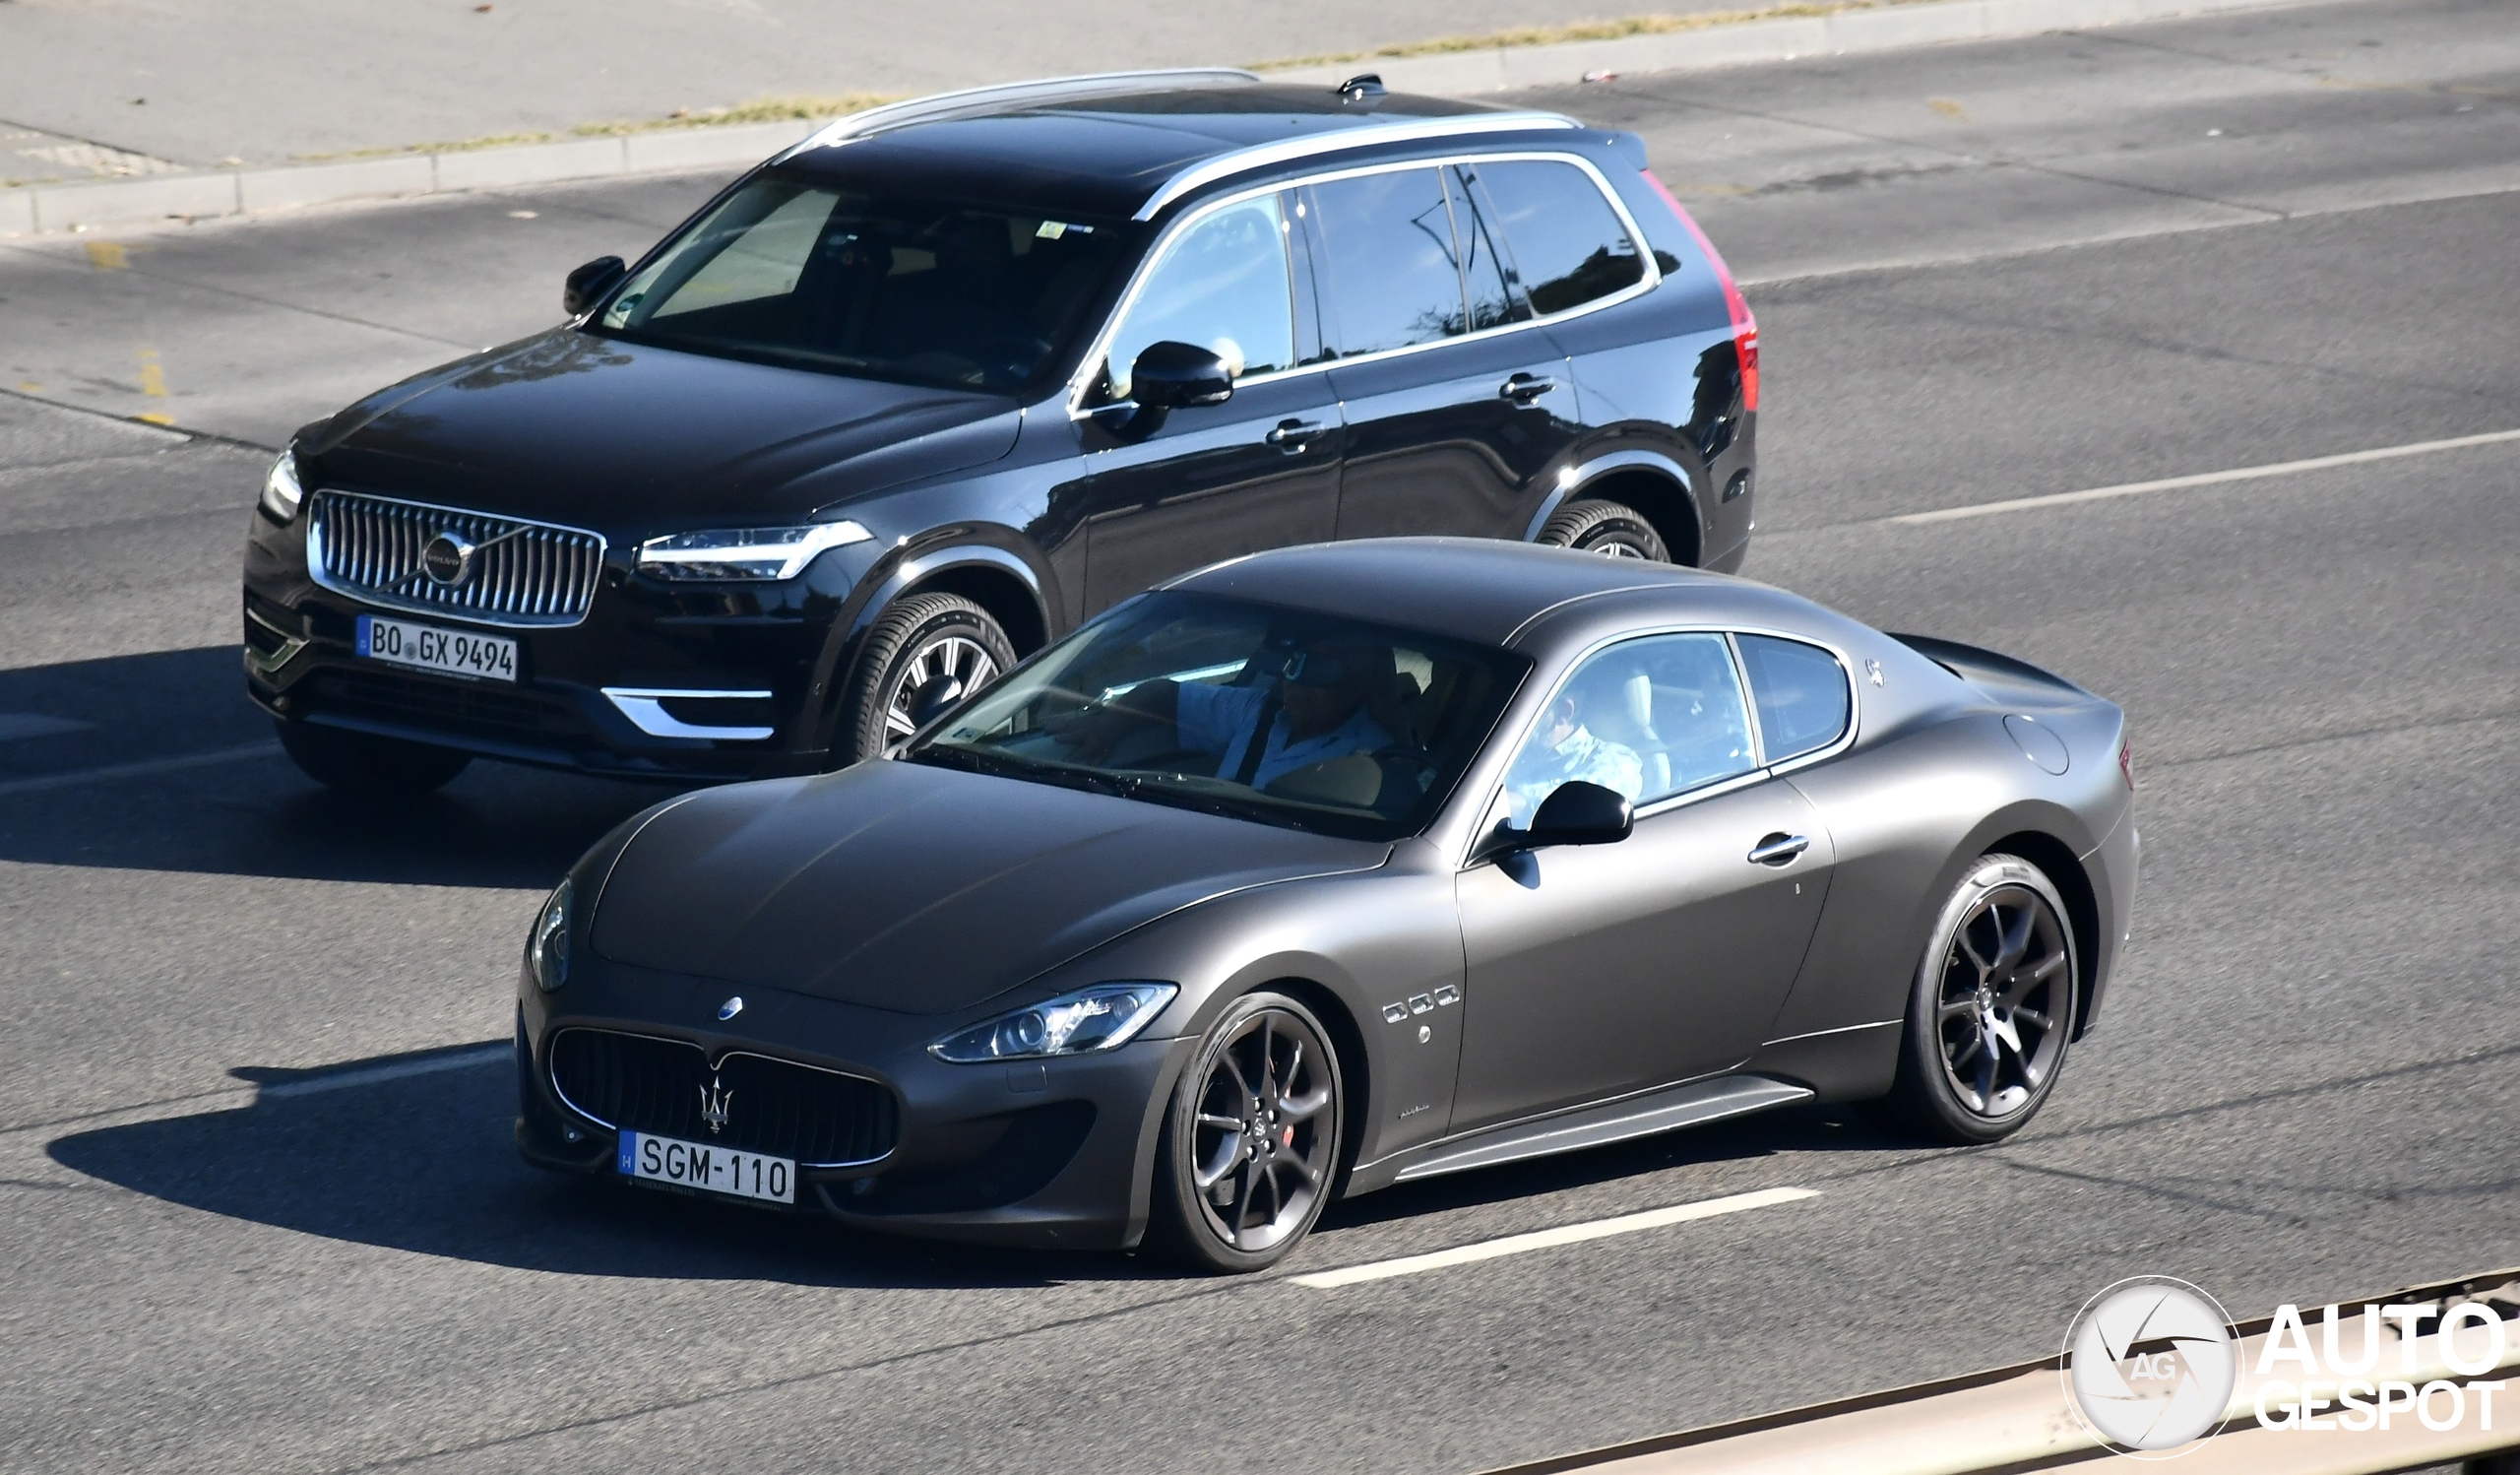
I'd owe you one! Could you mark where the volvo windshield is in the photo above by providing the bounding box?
[596,173,1135,392]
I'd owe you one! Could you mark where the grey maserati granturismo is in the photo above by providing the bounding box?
[515,538,2137,1271]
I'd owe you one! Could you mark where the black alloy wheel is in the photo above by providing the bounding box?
[1885,854,2078,1144]
[1150,992,1344,1273]
[275,717,472,797]
[1537,497,1670,560]
[835,591,1015,764]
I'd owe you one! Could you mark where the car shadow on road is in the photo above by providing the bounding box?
[0,644,682,889]
[46,1046,1153,1291]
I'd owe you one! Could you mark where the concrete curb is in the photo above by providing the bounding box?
[0,0,2312,238]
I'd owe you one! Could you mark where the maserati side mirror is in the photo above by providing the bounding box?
[906,673,966,732]
[563,256,626,317]
[1128,341,1234,410]
[1523,781,1634,848]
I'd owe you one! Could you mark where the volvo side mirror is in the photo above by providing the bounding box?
[1128,341,1234,410]
[564,256,626,317]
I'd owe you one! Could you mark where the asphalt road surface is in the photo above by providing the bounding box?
[1,2,2515,1470]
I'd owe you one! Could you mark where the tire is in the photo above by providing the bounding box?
[275,717,472,797]
[1537,497,1670,560]
[832,592,1016,764]
[1882,854,2079,1145]
[1148,992,1345,1274]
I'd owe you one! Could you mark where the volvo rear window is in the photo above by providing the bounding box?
[1470,160,1647,315]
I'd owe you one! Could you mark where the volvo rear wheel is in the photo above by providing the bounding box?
[1537,497,1670,560]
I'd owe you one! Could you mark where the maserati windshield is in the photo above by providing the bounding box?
[596,173,1134,392]
[910,593,1530,841]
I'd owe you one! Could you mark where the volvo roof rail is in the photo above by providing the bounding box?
[1131,110,1582,221]
[780,68,1265,160]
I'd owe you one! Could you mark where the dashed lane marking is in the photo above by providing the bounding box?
[1288,1186,1818,1289]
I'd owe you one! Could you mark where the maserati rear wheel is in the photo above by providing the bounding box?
[834,592,1014,764]
[1149,992,1344,1274]
[1885,854,2078,1144]
[1537,498,1670,561]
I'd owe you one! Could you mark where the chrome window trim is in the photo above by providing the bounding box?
[546,1026,896,1169]
[1068,149,1659,420]
[1131,113,1578,222]
[601,688,777,741]
[1457,620,1862,866]
[780,69,1264,159]
[306,488,609,630]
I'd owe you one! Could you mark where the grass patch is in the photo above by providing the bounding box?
[295,92,903,161]
[1246,0,1916,70]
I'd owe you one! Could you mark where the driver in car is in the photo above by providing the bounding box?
[1077,634,1398,792]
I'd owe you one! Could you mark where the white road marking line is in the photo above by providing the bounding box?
[1289,1186,1818,1289]
[258,1043,509,1099]
[0,740,278,799]
[1891,426,2520,526]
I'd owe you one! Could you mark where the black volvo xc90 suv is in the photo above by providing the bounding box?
[241,68,1761,792]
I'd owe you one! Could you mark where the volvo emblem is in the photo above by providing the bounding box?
[717,995,744,1021]
[420,531,478,587]
[698,1074,732,1135]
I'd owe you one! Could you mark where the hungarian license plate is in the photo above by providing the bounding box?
[618,1131,794,1204]
[355,613,517,682]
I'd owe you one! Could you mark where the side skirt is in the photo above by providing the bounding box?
[1373,1074,1813,1187]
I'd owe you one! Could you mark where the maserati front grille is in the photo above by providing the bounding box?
[547,1029,900,1167]
[308,489,605,627]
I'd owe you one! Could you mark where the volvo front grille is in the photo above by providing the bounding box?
[308,489,605,627]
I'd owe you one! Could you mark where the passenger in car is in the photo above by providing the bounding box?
[1504,675,1646,824]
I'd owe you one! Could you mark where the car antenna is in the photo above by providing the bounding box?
[1336,73,1386,102]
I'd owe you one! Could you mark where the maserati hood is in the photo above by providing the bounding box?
[590,759,1386,1014]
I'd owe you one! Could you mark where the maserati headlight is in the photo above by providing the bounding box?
[259,448,303,522]
[929,982,1176,1062]
[636,521,871,581]
[528,879,571,992]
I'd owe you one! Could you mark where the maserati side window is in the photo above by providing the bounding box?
[1737,634,1854,763]
[1101,193,1296,402]
[1474,159,1646,315]
[1503,632,1756,823]
[1306,167,1472,356]
[596,173,1132,391]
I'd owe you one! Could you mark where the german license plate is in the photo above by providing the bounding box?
[618,1131,794,1204]
[355,613,517,682]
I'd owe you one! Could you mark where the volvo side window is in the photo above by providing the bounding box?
[1737,634,1853,763]
[1475,160,1646,316]
[1503,632,1756,824]
[1100,194,1296,403]
[1446,166,1529,334]
[1306,167,1471,356]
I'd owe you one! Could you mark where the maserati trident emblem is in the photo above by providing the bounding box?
[698,1074,732,1135]
[717,995,744,1021]
[420,531,478,588]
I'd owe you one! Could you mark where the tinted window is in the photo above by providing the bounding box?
[1473,160,1646,315]
[1503,632,1755,823]
[598,174,1130,391]
[912,592,1528,842]
[1738,635,1852,762]
[1446,166,1527,333]
[1102,194,1294,402]
[1307,168,1470,356]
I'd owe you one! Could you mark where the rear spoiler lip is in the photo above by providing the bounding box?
[1886,631,2099,702]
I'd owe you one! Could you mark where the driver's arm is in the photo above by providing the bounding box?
[1067,678,1180,761]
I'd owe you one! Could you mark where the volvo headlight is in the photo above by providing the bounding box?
[929,982,1176,1062]
[259,448,303,522]
[528,879,571,992]
[636,521,871,581]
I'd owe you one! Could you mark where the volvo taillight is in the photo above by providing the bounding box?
[1645,169,1757,414]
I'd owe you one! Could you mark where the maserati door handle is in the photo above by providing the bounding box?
[1747,833,1809,866]
[1265,418,1326,450]
[1499,373,1556,403]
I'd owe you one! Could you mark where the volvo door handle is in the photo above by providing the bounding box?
[1499,374,1556,403]
[1265,418,1326,450]
[1748,833,1809,866]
